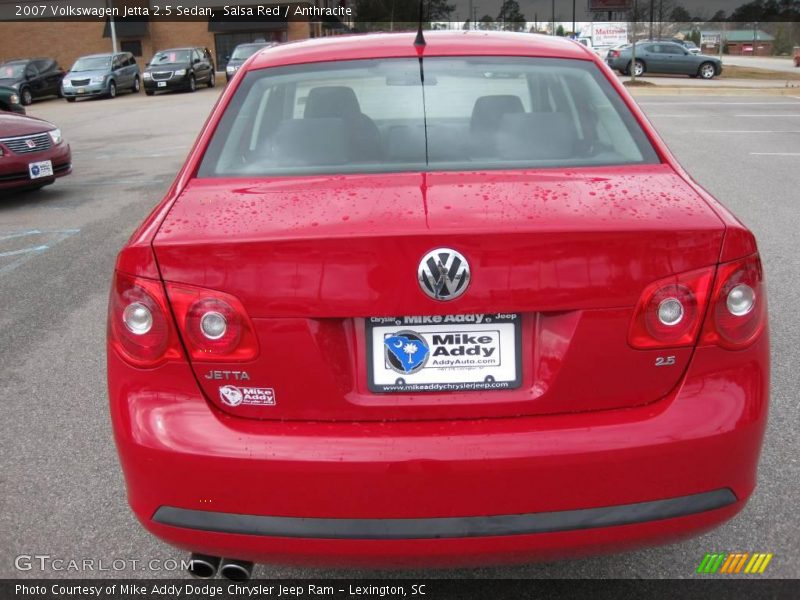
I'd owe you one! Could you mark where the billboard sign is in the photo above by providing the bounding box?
[591,23,629,47]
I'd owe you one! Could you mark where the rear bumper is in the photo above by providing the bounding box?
[108,334,769,567]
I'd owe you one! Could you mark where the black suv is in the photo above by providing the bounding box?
[143,47,215,95]
[0,58,65,105]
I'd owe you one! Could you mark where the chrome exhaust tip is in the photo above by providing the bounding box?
[219,558,254,581]
[187,553,220,579]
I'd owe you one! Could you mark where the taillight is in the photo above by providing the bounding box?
[108,271,183,367]
[628,267,714,349]
[165,283,258,361]
[701,254,766,349]
[610,50,620,58]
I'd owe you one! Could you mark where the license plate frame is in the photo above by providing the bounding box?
[366,314,522,393]
[28,160,53,180]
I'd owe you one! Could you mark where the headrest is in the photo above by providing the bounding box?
[470,95,525,133]
[303,86,362,119]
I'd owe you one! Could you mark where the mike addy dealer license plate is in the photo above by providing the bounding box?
[366,314,521,393]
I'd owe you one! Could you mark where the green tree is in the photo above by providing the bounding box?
[354,0,455,26]
[478,14,495,30]
[556,24,565,36]
[497,0,526,32]
[670,5,692,21]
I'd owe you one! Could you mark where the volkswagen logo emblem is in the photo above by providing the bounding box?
[418,248,470,301]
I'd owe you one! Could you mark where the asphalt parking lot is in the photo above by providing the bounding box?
[1,88,798,579]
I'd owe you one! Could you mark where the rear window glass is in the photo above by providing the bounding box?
[198,57,659,177]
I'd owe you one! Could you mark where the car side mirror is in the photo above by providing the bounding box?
[193,58,200,64]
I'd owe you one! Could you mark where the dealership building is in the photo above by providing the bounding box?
[0,1,350,71]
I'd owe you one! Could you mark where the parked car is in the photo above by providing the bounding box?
[0,85,24,114]
[0,112,71,191]
[574,37,601,56]
[607,41,722,78]
[61,52,140,101]
[108,31,767,574]
[0,58,64,105]
[143,47,215,95]
[225,42,275,82]
[682,40,702,54]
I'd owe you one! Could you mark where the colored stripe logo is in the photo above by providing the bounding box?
[697,553,773,574]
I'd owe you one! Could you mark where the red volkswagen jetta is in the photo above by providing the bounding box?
[108,32,768,576]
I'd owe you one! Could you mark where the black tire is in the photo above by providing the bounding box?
[698,62,716,80]
[630,60,645,77]
[145,89,155,96]
[20,87,33,106]
[108,81,117,99]
[132,76,140,93]
[207,71,216,88]
[66,97,76,103]
[188,75,196,93]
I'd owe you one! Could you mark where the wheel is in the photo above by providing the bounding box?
[145,89,155,96]
[699,62,716,79]
[188,75,196,93]
[20,87,32,106]
[66,97,76,103]
[132,76,140,93]
[108,81,117,98]
[207,71,215,88]
[630,60,645,77]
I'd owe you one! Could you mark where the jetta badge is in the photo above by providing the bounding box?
[418,248,470,301]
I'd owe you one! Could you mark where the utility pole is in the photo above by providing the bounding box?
[107,0,117,53]
[572,0,576,36]
[630,0,638,83]
[551,0,555,35]
[649,0,654,40]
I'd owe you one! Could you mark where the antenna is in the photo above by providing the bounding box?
[414,0,426,47]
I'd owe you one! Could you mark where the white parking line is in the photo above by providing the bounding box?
[0,229,80,275]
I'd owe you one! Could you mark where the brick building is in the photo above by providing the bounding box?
[693,29,776,56]
[0,1,348,71]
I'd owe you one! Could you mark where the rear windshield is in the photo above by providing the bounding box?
[198,57,659,177]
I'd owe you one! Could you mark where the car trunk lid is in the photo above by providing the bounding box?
[153,165,725,421]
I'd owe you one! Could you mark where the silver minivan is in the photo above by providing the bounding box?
[61,52,140,101]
